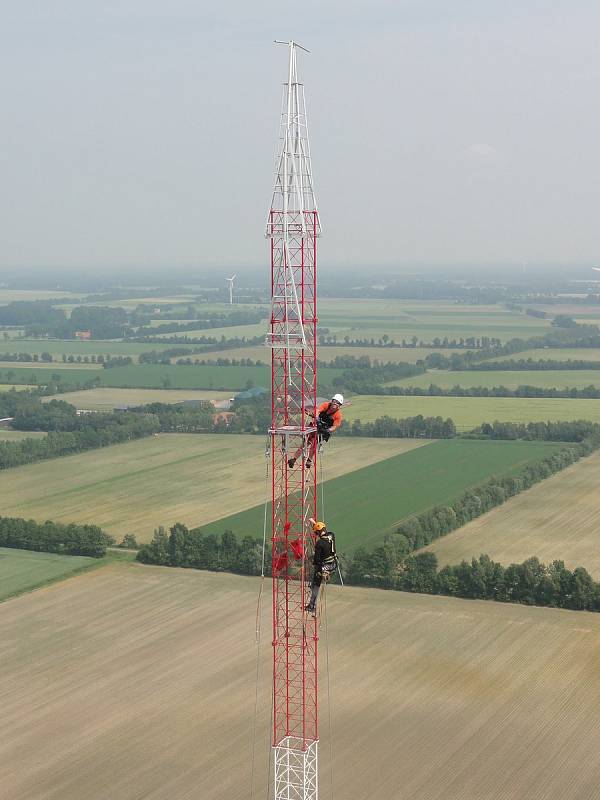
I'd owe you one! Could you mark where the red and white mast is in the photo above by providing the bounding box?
[266,40,322,800]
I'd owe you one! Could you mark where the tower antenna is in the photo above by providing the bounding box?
[265,39,322,800]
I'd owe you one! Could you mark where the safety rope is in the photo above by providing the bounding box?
[323,585,335,800]
[319,446,325,521]
[250,440,271,800]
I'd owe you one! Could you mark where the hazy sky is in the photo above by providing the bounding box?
[2,1,600,272]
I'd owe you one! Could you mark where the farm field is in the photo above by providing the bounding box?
[0,363,343,390]
[8,338,196,357]
[3,564,600,799]
[153,322,266,339]
[0,429,46,441]
[389,368,600,390]
[425,449,600,578]
[527,303,600,317]
[200,439,564,551]
[196,344,468,364]
[489,347,600,363]
[0,328,25,338]
[345,394,600,428]
[0,547,95,600]
[0,434,426,541]
[0,360,99,370]
[316,299,551,342]
[47,387,233,411]
[0,290,79,303]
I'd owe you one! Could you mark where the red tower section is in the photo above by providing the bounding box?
[267,41,321,800]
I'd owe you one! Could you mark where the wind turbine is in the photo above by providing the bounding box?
[226,274,236,304]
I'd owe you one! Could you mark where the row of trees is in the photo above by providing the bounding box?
[136,527,600,613]
[137,524,264,574]
[473,420,600,441]
[469,358,600,371]
[130,310,264,338]
[331,362,424,393]
[372,383,600,399]
[0,400,160,469]
[0,351,53,362]
[319,335,501,349]
[422,324,600,371]
[0,515,113,557]
[175,357,267,367]
[354,552,600,612]
[341,414,456,439]
[130,401,215,433]
[134,333,265,347]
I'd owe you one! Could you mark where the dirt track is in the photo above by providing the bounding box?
[3,564,600,799]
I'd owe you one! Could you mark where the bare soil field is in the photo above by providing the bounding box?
[3,563,600,799]
[0,434,428,542]
[425,449,600,578]
[47,387,232,410]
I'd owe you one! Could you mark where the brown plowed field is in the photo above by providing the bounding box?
[426,449,600,577]
[3,563,600,799]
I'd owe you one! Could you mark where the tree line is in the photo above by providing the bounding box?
[0,351,53,362]
[0,398,159,470]
[137,524,264,574]
[468,358,600,371]
[369,383,600,399]
[0,515,113,557]
[130,310,264,339]
[319,334,501,349]
[422,324,600,371]
[358,552,600,612]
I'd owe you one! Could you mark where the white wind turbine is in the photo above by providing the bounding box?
[226,274,236,304]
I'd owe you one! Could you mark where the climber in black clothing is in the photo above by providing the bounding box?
[305,518,337,615]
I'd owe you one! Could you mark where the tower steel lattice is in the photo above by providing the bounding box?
[266,40,322,800]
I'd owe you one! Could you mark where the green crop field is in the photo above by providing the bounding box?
[0,434,425,542]
[200,439,563,552]
[8,338,195,357]
[387,369,600,390]
[345,394,600,428]
[47,387,232,411]
[153,322,267,339]
[0,548,95,601]
[489,347,600,363]
[425,449,600,578]
[0,361,99,370]
[316,299,550,342]
[0,363,342,391]
[0,290,80,304]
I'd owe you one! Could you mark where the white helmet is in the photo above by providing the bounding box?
[331,393,344,406]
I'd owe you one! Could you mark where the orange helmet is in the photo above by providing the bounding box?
[312,521,327,533]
